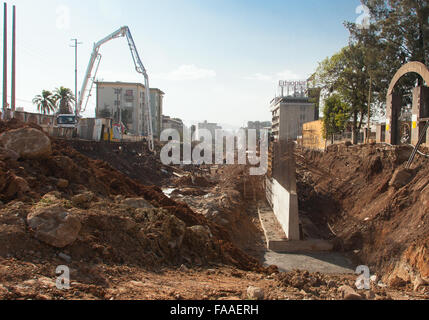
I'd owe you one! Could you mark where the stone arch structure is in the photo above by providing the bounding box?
[386,62,429,145]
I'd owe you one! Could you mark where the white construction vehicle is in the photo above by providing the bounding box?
[77,26,154,152]
[56,114,79,128]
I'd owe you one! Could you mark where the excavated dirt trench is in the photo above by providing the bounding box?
[0,119,428,299]
[0,119,273,299]
[295,142,429,289]
[54,134,429,293]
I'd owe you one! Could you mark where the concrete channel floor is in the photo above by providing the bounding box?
[263,251,355,274]
[257,203,355,274]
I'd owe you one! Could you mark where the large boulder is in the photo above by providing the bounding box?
[0,146,19,161]
[338,285,363,300]
[0,172,29,200]
[72,192,95,209]
[0,127,52,160]
[4,175,30,199]
[27,205,81,248]
[247,286,264,300]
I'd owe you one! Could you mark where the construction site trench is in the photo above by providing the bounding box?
[0,119,428,300]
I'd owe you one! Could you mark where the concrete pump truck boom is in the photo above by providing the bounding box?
[76,26,154,152]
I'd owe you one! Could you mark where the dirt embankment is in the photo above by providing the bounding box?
[296,143,429,288]
[0,119,267,299]
[65,140,173,187]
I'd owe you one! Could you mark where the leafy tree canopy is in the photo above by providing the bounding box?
[322,94,350,140]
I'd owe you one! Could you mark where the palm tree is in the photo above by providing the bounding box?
[32,90,56,115]
[53,87,75,114]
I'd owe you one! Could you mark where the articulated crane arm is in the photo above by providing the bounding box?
[77,26,154,152]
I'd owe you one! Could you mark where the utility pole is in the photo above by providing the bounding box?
[2,2,7,120]
[11,5,16,117]
[366,74,372,143]
[70,39,82,117]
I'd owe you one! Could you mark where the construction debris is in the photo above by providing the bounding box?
[0,120,266,285]
[0,119,428,300]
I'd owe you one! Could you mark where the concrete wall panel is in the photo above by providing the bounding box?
[266,141,300,240]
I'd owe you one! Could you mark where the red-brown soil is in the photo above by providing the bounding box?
[1,118,428,300]
[296,142,429,287]
[0,119,263,278]
[65,139,172,187]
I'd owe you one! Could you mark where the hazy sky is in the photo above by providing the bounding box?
[1,0,363,127]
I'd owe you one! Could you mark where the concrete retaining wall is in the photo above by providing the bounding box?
[266,141,300,240]
[1,109,56,125]
[266,177,300,240]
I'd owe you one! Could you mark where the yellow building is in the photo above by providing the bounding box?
[302,120,326,151]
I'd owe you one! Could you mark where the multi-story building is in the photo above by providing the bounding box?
[197,120,221,138]
[247,121,272,137]
[270,96,315,141]
[162,115,183,132]
[162,115,184,141]
[149,88,164,139]
[95,82,164,138]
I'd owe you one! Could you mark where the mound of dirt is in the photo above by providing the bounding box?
[296,143,429,287]
[65,139,172,187]
[0,119,262,274]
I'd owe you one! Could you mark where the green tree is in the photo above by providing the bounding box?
[346,0,429,104]
[322,94,350,143]
[315,44,373,144]
[314,0,428,145]
[308,86,322,120]
[53,87,75,115]
[356,0,428,65]
[32,90,56,115]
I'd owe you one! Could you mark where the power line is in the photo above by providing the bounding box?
[0,91,33,104]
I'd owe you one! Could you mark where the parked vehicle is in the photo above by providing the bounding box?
[57,114,78,128]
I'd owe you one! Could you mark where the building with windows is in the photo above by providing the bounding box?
[197,120,222,138]
[162,115,184,141]
[162,115,183,132]
[95,82,164,138]
[149,88,165,139]
[270,96,315,141]
[246,121,272,136]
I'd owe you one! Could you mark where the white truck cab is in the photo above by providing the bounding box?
[57,114,79,128]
